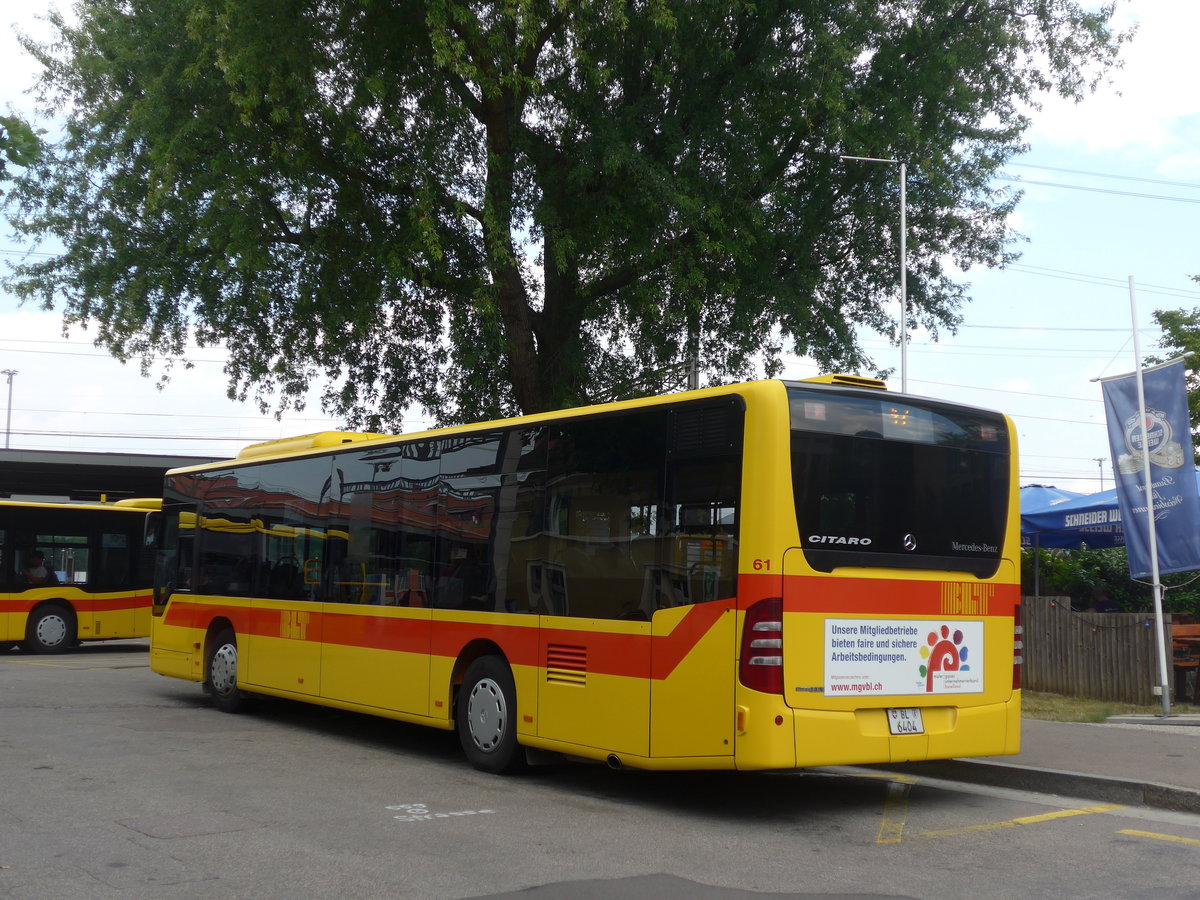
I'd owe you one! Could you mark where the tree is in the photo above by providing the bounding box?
[4,0,1125,427]
[1152,304,1200,457]
[0,114,42,189]
[1022,546,1200,616]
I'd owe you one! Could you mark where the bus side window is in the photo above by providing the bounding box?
[434,434,503,612]
[96,533,132,587]
[665,400,744,605]
[546,410,668,620]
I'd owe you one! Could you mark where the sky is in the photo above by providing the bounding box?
[2,2,1198,491]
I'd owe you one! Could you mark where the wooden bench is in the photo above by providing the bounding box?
[1170,623,1200,704]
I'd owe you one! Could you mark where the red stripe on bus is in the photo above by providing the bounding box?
[650,601,729,679]
[782,575,1019,616]
[430,618,541,666]
[5,591,152,614]
[320,610,433,655]
[84,593,153,613]
[162,602,254,634]
[164,598,729,680]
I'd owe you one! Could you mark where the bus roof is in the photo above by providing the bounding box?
[166,375,910,475]
[235,431,392,460]
[0,497,161,512]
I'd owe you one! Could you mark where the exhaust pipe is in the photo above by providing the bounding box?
[606,754,622,770]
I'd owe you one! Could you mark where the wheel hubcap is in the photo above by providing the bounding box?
[36,614,67,648]
[466,677,506,752]
[211,643,238,695]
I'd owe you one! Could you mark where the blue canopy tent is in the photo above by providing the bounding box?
[1021,485,1122,551]
[1022,471,1200,550]
[1020,471,1200,595]
[1021,484,1087,508]
[1019,483,1087,536]
[1020,483,1111,599]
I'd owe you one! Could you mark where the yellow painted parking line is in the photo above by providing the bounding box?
[1118,829,1200,847]
[876,780,912,844]
[856,772,918,784]
[913,804,1125,841]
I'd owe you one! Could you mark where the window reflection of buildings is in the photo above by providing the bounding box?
[176,401,743,620]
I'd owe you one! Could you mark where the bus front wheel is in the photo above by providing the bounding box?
[457,656,524,774]
[206,628,245,713]
[23,603,76,654]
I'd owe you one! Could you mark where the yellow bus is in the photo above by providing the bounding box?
[1,498,159,652]
[149,377,1021,773]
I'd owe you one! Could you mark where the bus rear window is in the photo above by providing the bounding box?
[787,386,1009,577]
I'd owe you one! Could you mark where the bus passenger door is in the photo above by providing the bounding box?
[87,526,142,638]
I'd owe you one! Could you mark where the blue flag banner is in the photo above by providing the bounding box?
[1100,359,1200,578]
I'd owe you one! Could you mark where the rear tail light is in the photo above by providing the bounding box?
[1012,603,1023,690]
[740,597,783,694]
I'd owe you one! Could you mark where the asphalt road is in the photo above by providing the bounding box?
[2,641,1199,900]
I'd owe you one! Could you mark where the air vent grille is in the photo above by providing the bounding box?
[672,403,740,454]
[546,643,587,685]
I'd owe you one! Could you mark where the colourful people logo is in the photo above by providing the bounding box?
[918,625,970,692]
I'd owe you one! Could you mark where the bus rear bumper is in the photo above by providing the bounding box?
[735,693,1021,770]
[798,701,1020,768]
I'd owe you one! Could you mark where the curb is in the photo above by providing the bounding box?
[1105,714,1200,727]
[880,759,1200,815]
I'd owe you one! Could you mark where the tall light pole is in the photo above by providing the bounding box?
[840,155,908,392]
[1,369,15,450]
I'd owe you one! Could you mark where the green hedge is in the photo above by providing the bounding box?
[1022,546,1200,615]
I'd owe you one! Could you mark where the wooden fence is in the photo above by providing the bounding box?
[1023,595,1174,705]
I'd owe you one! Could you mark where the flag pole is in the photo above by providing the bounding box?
[1128,276,1171,717]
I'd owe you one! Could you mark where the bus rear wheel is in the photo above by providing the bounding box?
[24,603,76,654]
[457,656,525,774]
[206,628,245,713]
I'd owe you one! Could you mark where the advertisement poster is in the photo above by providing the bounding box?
[824,619,985,696]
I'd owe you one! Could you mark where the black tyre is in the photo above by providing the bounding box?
[205,628,245,713]
[23,603,76,654]
[457,655,525,774]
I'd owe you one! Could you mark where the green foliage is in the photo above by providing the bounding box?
[1151,306,1200,461]
[1023,546,1200,615]
[3,1,1126,427]
[0,115,43,185]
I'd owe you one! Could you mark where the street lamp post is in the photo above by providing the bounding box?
[839,156,908,393]
[1,369,15,450]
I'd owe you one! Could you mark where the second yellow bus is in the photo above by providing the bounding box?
[1,498,158,652]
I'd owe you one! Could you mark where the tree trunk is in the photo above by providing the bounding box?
[483,91,547,414]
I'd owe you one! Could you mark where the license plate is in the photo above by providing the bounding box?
[887,707,924,735]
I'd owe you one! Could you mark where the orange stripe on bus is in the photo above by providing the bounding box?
[5,591,152,615]
[163,602,254,634]
[783,575,1018,616]
[321,610,433,655]
[650,602,728,679]
[84,593,153,613]
[164,598,730,681]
